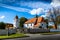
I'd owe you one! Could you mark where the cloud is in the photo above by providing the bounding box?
[0,1,51,14]
[20,2,51,9]
[51,0,60,7]
[0,16,5,19]
[41,15,46,17]
[44,9,49,13]
[29,8,44,15]
[0,1,51,16]
[0,3,30,12]
[0,0,51,9]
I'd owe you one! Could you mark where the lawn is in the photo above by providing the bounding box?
[40,32,60,35]
[0,33,27,39]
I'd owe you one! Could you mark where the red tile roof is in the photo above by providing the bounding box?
[25,17,44,24]
[37,17,44,23]
[25,17,45,28]
[25,18,37,24]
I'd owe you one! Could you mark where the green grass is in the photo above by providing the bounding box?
[40,32,60,35]
[0,33,27,39]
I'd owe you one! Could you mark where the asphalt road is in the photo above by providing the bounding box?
[2,34,60,40]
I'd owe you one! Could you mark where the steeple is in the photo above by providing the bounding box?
[34,14,38,25]
[35,14,38,18]
[14,15,19,28]
[15,15,18,19]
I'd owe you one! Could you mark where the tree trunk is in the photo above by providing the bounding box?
[51,18,57,29]
[54,22,57,29]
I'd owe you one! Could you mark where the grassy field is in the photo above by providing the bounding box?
[0,33,27,39]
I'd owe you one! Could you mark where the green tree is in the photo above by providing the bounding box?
[19,17,28,28]
[0,22,6,29]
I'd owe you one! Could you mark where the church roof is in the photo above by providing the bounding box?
[25,17,44,24]
[25,17,44,27]
[25,18,37,23]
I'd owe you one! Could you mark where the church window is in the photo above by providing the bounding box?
[27,24,28,26]
[31,24,32,26]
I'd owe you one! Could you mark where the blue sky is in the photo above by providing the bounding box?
[0,0,59,24]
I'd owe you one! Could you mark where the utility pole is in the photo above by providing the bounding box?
[7,27,9,36]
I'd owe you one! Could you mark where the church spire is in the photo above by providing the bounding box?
[35,14,38,18]
[15,15,18,19]
[34,14,38,25]
[14,15,19,29]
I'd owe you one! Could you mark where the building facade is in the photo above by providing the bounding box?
[13,15,19,28]
[6,23,13,29]
[24,17,47,29]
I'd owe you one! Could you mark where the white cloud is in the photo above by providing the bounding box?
[41,15,46,17]
[20,2,50,9]
[0,2,50,16]
[51,0,60,7]
[0,16,5,19]
[0,3,30,12]
[44,10,49,13]
[29,8,44,15]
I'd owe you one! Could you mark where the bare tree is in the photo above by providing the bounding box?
[47,7,60,29]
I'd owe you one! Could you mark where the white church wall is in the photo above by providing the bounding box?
[28,23,34,28]
[28,24,31,26]
[24,24,27,28]
[24,23,34,29]
[32,23,34,26]
[40,22,47,29]
[13,17,19,28]
[14,21,19,28]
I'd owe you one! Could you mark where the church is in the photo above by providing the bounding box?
[13,15,47,29]
[13,15,19,29]
[13,15,59,29]
[5,15,19,29]
[24,16,47,29]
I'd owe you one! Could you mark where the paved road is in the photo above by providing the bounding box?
[3,34,60,40]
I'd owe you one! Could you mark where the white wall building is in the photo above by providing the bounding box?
[13,15,19,28]
[24,17,47,29]
[40,22,47,29]
[24,23,34,28]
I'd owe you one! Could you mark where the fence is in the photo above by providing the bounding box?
[24,28,50,33]
[0,29,16,35]
[50,29,60,32]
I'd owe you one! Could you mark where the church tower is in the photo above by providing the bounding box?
[13,15,19,28]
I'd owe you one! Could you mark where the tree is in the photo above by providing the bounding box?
[47,7,60,29]
[19,17,28,28]
[45,19,48,28]
[0,22,6,29]
[48,26,53,29]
